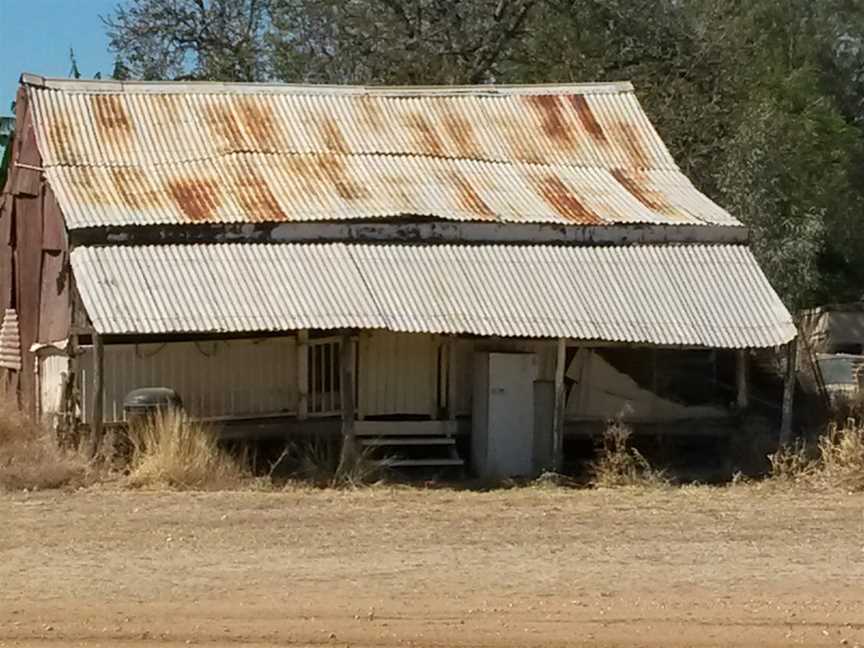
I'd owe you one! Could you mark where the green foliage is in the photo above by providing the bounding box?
[102,0,864,309]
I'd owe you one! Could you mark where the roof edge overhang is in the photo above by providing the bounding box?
[20,72,634,97]
[70,242,796,349]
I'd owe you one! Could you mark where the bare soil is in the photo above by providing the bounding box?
[1,484,863,647]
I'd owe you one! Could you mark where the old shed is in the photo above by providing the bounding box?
[0,74,796,476]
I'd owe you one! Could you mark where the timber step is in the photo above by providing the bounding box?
[359,436,456,447]
[387,458,465,468]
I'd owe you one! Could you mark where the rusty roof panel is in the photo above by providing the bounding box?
[46,154,738,228]
[72,243,795,348]
[31,85,680,169]
[25,78,742,229]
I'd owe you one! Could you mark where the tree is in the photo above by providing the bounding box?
[268,0,537,84]
[102,0,864,308]
[103,0,271,81]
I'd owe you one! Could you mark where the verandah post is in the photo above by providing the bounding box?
[551,337,567,472]
[337,331,357,474]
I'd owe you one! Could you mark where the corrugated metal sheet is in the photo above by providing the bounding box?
[23,77,743,229]
[70,243,796,349]
[71,244,383,334]
[0,309,22,371]
[77,338,298,423]
[358,331,440,417]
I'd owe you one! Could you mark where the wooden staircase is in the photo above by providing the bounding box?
[355,421,465,469]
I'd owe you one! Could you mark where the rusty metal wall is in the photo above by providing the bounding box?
[0,90,71,414]
[77,337,298,423]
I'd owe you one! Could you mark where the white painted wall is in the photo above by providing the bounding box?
[38,352,69,421]
[358,331,440,418]
[78,337,298,422]
[451,338,557,416]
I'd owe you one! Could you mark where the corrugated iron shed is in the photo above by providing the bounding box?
[71,243,795,349]
[23,75,742,230]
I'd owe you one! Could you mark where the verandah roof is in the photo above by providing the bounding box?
[71,243,795,349]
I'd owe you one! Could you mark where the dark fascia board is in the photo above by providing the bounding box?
[68,221,749,248]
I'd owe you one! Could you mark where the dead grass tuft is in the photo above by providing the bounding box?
[816,418,864,491]
[0,398,89,491]
[272,438,391,488]
[768,418,864,491]
[768,440,816,484]
[590,420,669,488]
[127,411,249,490]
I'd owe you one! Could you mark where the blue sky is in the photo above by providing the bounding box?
[1,0,117,115]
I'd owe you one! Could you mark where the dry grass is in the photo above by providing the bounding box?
[0,398,89,491]
[285,437,391,488]
[127,410,250,490]
[769,418,864,491]
[768,440,816,484]
[590,420,669,488]
[817,418,864,491]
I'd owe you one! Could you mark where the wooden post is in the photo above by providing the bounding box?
[736,349,749,410]
[89,332,104,458]
[551,338,567,473]
[296,330,308,420]
[337,332,357,473]
[780,339,797,446]
[446,337,458,421]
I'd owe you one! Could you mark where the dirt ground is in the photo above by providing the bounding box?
[1,484,863,648]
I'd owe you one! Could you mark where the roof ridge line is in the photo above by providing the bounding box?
[21,73,634,96]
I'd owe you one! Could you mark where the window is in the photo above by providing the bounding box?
[308,337,341,416]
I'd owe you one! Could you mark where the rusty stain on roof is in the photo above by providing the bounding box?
[316,155,368,201]
[320,118,348,153]
[203,101,245,151]
[526,95,574,147]
[48,121,73,165]
[617,122,651,169]
[111,167,159,211]
[612,169,679,218]
[92,94,131,138]
[442,111,480,159]
[447,170,494,220]
[154,94,183,121]
[237,96,276,151]
[231,162,286,222]
[536,175,600,224]
[25,79,744,229]
[567,95,607,144]
[406,111,444,157]
[168,178,222,222]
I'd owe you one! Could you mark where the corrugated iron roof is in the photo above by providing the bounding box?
[23,76,743,230]
[71,243,795,349]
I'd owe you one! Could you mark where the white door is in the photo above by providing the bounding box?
[486,353,537,477]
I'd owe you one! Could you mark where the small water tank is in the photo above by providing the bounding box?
[123,387,183,425]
